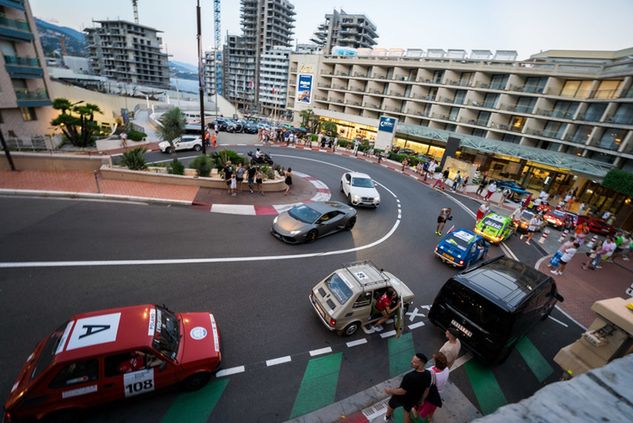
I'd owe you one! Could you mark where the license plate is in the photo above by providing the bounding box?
[450,319,473,338]
[442,253,453,260]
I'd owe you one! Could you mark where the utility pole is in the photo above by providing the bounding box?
[0,129,16,171]
[213,0,221,122]
[196,0,206,155]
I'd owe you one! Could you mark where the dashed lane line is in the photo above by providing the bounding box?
[309,347,333,357]
[408,321,426,330]
[379,330,397,338]
[346,338,368,348]
[216,366,245,377]
[266,356,292,367]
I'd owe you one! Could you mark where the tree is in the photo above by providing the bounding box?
[50,98,103,147]
[158,107,185,145]
[299,108,320,133]
[321,120,337,137]
[602,169,633,197]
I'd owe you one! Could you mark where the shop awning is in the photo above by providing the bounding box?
[396,123,613,179]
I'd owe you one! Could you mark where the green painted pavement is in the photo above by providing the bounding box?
[388,332,415,377]
[464,360,507,415]
[161,378,229,423]
[289,353,343,419]
[516,336,554,383]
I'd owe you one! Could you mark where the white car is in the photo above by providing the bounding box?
[159,135,203,154]
[340,172,381,207]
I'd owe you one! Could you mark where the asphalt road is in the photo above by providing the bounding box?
[0,145,582,422]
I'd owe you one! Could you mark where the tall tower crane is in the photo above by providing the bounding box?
[214,0,222,96]
[132,0,139,24]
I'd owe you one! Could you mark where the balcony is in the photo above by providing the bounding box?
[14,88,51,107]
[0,0,25,10]
[0,14,32,41]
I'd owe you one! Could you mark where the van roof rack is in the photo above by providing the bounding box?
[342,260,391,286]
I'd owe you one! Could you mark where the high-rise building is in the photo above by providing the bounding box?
[311,9,378,54]
[85,20,169,89]
[0,0,55,144]
[287,47,633,203]
[258,46,291,116]
[204,48,222,96]
[224,0,295,111]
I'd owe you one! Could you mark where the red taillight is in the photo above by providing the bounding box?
[459,260,464,265]
[329,318,336,327]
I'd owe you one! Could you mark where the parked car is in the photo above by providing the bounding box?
[226,119,243,133]
[340,172,381,207]
[3,304,221,422]
[544,209,577,230]
[494,180,528,201]
[428,256,564,363]
[158,135,203,154]
[435,228,489,268]
[242,122,258,134]
[310,261,415,336]
[576,215,617,236]
[513,209,537,233]
[474,213,514,244]
[271,201,357,244]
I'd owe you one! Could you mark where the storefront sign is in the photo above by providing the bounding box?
[375,115,398,151]
[378,116,397,133]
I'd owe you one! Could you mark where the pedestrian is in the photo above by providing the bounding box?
[377,151,383,163]
[452,170,462,191]
[484,181,497,200]
[284,167,292,196]
[353,138,360,156]
[223,161,233,194]
[476,201,490,221]
[426,160,437,183]
[439,327,461,369]
[332,136,338,152]
[421,160,429,178]
[435,207,452,236]
[499,187,511,206]
[383,353,431,423]
[401,158,409,173]
[548,236,576,269]
[550,242,580,275]
[578,202,587,216]
[415,352,449,421]
[229,173,237,196]
[592,236,616,268]
[522,193,533,209]
[510,205,525,229]
[374,288,400,329]
[247,164,256,193]
[211,132,217,148]
[459,176,469,192]
[255,167,264,196]
[581,239,603,270]
[476,175,488,196]
[235,163,245,193]
[524,214,542,245]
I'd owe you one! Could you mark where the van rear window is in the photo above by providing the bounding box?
[325,273,353,304]
[443,281,507,329]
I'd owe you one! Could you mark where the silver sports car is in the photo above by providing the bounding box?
[271,201,357,244]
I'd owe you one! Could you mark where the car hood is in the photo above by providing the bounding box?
[274,213,310,233]
[158,141,170,148]
[349,186,380,197]
[179,312,221,366]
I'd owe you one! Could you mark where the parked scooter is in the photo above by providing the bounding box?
[247,150,274,165]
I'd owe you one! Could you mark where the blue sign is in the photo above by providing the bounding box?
[378,116,397,133]
[296,74,313,104]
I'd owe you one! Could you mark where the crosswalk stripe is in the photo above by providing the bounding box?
[388,332,415,378]
[161,378,229,423]
[266,356,292,366]
[289,353,343,418]
[464,360,507,415]
[516,337,554,383]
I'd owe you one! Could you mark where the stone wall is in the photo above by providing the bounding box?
[0,152,110,171]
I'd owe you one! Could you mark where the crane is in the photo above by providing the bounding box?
[214,0,222,96]
[132,0,139,24]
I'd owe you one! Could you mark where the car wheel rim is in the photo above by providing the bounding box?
[346,324,358,335]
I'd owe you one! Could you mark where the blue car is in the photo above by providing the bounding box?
[434,228,489,268]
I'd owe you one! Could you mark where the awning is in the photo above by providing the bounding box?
[396,123,613,179]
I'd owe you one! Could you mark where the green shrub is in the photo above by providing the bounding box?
[211,149,244,170]
[189,155,213,177]
[260,165,274,179]
[127,129,146,141]
[167,158,185,175]
[121,147,148,170]
[273,164,284,175]
[338,139,351,149]
[310,134,318,142]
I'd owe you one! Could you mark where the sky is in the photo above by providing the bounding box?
[30,0,633,65]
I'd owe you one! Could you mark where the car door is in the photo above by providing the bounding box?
[44,358,102,410]
[342,173,351,195]
[318,211,345,234]
[180,137,194,150]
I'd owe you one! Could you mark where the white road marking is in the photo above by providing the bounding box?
[309,347,333,356]
[450,352,472,372]
[406,307,425,322]
[548,316,569,327]
[380,330,397,338]
[420,305,431,311]
[266,356,292,366]
[210,204,256,215]
[346,338,368,347]
[408,321,426,330]
[216,366,246,377]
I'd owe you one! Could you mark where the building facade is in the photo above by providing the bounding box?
[0,0,55,145]
[311,9,378,53]
[287,48,633,210]
[85,20,169,89]
[258,46,290,117]
[224,0,295,111]
[204,48,222,96]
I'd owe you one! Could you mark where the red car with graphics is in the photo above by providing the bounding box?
[3,305,221,422]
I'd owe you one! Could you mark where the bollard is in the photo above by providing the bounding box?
[586,235,598,249]
[558,229,569,243]
[538,228,550,244]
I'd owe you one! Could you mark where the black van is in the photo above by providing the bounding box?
[428,255,564,364]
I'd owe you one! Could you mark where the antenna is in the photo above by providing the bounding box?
[132,0,139,24]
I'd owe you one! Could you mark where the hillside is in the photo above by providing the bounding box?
[35,18,86,57]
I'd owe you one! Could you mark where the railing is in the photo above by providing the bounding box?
[0,14,30,31]
[3,54,39,66]
[15,89,48,100]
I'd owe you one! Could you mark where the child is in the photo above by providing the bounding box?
[230,173,237,196]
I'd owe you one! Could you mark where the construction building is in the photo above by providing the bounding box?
[311,9,378,54]
[204,48,222,96]
[85,19,169,89]
[258,46,291,117]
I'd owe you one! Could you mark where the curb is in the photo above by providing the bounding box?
[0,189,192,207]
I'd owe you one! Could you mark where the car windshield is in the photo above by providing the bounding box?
[444,231,472,251]
[325,273,353,304]
[31,321,70,380]
[482,217,503,230]
[521,211,534,220]
[443,280,509,332]
[551,211,565,218]
[352,177,374,188]
[152,306,180,361]
[288,204,321,224]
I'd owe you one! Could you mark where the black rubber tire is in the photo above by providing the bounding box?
[306,230,318,242]
[340,322,360,336]
[181,372,211,391]
[340,182,344,192]
[167,147,174,154]
[194,144,202,151]
[348,194,353,205]
[345,217,356,230]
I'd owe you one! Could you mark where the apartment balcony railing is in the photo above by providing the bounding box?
[3,54,39,67]
[0,1,26,11]
[15,89,48,100]
[431,113,448,120]
[0,15,29,31]
[353,72,369,77]
[388,90,404,97]
[509,84,544,94]
[605,116,633,125]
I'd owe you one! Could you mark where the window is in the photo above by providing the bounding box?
[560,80,593,99]
[472,128,487,137]
[483,93,498,108]
[490,74,508,90]
[352,292,372,308]
[20,107,37,121]
[581,103,606,121]
[502,134,521,144]
[476,111,491,126]
[432,70,444,84]
[449,107,459,121]
[543,121,566,139]
[510,116,526,131]
[594,80,621,99]
[454,90,466,104]
[609,104,633,125]
[523,77,547,94]
[570,125,592,143]
[552,101,578,119]
[49,359,99,388]
[598,129,626,151]
[515,97,536,113]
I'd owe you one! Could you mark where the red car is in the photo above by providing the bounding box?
[4,305,221,422]
[576,215,616,236]
[544,210,577,230]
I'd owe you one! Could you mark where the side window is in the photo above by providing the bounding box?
[49,359,99,388]
[105,350,158,376]
[345,174,351,182]
[353,292,372,308]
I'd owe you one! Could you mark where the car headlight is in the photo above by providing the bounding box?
[352,195,361,202]
[375,196,381,203]
[273,216,279,224]
[290,230,301,235]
